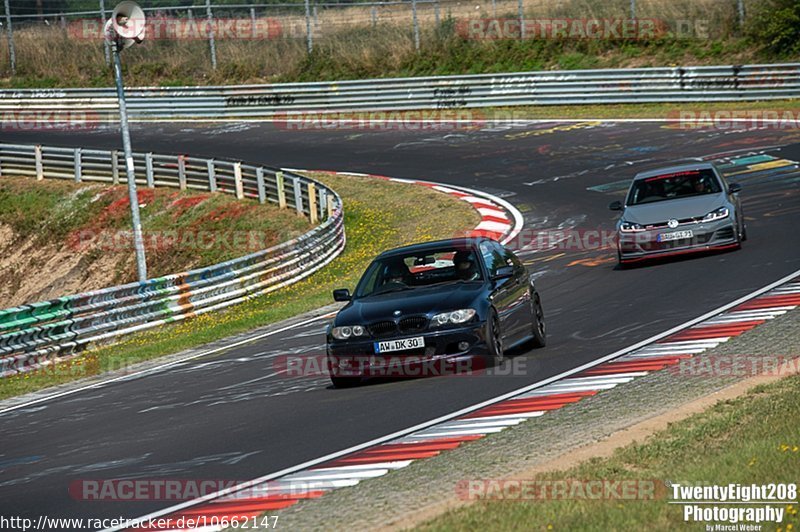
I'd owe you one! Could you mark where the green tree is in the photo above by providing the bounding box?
[747,0,800,55]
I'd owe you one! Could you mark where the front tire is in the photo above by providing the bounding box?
[330,376,361,388]
[486,310,504,365]
[530,295,546,348]
[617,250,629,269]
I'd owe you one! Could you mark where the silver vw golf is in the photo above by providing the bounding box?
[609,163,746,266]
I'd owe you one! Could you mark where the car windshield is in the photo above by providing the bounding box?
[354,247,483,298]
[626,168,722,206]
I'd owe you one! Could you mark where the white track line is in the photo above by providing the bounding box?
[0,313,333,416]
[106,267,800,532]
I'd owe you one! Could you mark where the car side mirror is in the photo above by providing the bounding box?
[333,289,351,302]
[729,183,742,194]
[609,200,623,211]
[492,266,514,281]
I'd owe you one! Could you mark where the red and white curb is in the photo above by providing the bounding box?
[110,271,800,531]
[284,169,525,245]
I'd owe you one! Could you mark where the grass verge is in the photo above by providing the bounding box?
[0,0,796,88]
[0,172,480,400]
[418,373,800,531]
[484,99,800,120]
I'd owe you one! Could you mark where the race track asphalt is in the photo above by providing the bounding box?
[1,121,799,524]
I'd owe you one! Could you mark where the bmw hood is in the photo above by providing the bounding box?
[335,283,484,325]
[622,193,727,225]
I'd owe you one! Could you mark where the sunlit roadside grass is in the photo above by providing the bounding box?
[418,373,800,531]
[0,173,480,400]
[485,99,800,121]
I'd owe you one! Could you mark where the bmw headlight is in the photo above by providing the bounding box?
[620,221,646,233]
[701,207,729,222]
[331,325,366,340]
[431,309,477,327]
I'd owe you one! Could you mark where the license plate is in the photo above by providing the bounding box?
[374,336,425,353]
[658,230,693,242]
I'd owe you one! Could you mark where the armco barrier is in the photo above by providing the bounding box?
[1,63,799,120]
[0,143,345,377]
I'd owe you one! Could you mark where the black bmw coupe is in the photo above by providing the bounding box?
[326,237,546,387]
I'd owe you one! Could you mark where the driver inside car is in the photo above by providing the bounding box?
[383,262,412,286]
[453,250,480,281]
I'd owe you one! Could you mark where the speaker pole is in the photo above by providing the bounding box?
[111,43,147,282]
[107,2,148,282]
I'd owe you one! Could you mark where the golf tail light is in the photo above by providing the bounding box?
[702,207,729,222]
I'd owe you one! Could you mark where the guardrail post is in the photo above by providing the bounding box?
[319,188,327,220]
[207,159,217,192]
[234,162,244,199]
[308,183,318,224]
[145,153,154,188]
[178,155,187,191]
[34,145,43,180]
[327,195,335,219]
[256,167,266,204]
[293,178,303,215]
[73,148,82,183]
[111,150,120,184]
[737,0,745,27]
[276,171,287,208]
[371,6,377,28]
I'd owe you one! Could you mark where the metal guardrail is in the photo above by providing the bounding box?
[0,143,346,377]
[1,63,798,119]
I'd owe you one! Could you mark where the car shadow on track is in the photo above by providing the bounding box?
[614,245,742,271]
[325,342,537,390]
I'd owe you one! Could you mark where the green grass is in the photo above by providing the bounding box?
[0,173,480,399]
[483,99,800,120]
[0,20,788,89]
[418,374,800,531]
